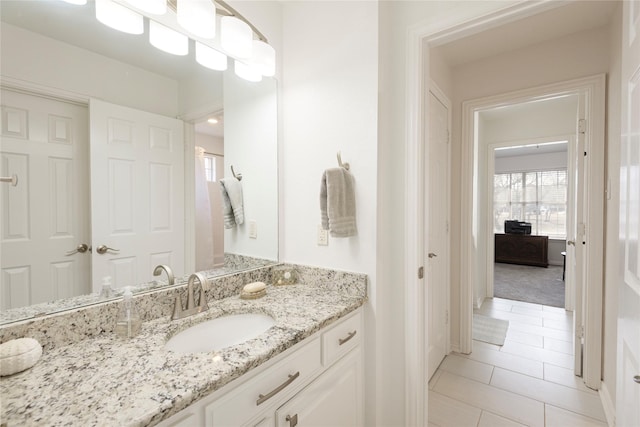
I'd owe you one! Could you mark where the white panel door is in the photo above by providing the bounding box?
[1,89,90,309]
[426,89,450,379]
[617,1,640,425]
[89,99,184,290]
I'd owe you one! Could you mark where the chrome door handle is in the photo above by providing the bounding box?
[0,174,18,186]
[634,375,640,384]
[428,252,438,258]
[96,245,120,255]
[66,244,89,256]
[567,241,575,246]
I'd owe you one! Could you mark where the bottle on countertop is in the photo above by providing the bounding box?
[100,276,114,298]
[115,286,141,339]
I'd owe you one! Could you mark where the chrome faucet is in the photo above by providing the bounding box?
[153,264,175,287]
[171,272,209,320]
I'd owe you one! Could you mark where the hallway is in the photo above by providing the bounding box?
[428,298,607,426]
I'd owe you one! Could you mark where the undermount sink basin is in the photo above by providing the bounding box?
[165,313,275,354]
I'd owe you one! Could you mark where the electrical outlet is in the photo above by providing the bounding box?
[317,225,329,246]
[248,220,257,239]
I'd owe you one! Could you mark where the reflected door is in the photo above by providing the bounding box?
[89,99,184,290]
[1,89,90,309]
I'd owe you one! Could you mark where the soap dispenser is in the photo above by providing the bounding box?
[115,287,141,339]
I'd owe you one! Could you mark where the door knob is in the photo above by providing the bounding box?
[567,240,575,246]
[634,375,640,384]
[66,243,89,256]
[96,245,120,255]
[428,252,438,258]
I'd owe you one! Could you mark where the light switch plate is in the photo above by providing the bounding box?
[317,225,328,246]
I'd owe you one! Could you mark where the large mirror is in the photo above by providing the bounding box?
[0,0,278,324]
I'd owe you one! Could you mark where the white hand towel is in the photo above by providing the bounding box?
[320,167,357,237]
[219,178,245,229]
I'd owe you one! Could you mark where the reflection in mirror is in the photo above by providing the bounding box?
[0,0,278,324]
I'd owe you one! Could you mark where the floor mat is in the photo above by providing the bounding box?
[473,313,509,346]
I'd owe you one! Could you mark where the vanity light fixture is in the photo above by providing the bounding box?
[150,21,189,56]
[234,60,262,83]
[221,16,252,59]
[95,0,144,34]
[250,40,276,77]
[79,0,276,80]
[124,0,166,15]
[177,0,216,39]
[196,42,228,71]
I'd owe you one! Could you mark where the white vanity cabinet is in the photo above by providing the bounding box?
[156,308,363,427]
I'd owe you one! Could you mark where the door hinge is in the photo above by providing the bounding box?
[577,325,585,339]
[578,119,587,134]
[418,266,424,279]
[445,310,449,325]
[447,129,451,144]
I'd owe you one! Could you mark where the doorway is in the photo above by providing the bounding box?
[489,138,571,310]
[460,75,605,386]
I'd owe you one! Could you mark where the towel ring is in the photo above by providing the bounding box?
[230,165,242,181]
[337,151,350,170]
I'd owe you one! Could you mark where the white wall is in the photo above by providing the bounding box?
[0,23,179,117]
[224,72,278,261]
[448,24,612,349]
[281,1,379,424]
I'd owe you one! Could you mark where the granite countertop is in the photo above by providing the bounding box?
[0,283,366,427]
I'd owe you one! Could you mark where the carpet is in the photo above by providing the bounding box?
[494,263,565,308]
[473,314,509,346]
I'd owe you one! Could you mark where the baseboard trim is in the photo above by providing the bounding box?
[599,381,616,427]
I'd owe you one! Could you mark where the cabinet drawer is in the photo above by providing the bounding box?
[322,310,362,366]
[205,337,322,427]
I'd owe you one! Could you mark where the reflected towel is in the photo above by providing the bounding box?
[219,178,244,229]
[320,168,357,237]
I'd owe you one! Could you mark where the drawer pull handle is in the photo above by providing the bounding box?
[256,371,300,406]
[338,330,357,346]
[286,414,299,427]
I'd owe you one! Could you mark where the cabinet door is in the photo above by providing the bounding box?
[276,349,362,427]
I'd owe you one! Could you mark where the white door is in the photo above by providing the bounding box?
[616,1,640,425]
[426,88,450,379]
[89,99,184,290]
[1,89,90,309]
[567,100,587,376]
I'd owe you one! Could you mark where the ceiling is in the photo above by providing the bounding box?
[433,1,618,67]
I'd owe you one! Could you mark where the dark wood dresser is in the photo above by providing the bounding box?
[495,233,549,267]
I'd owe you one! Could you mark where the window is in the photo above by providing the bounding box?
[494,170,567,239]
[204,155,216,182]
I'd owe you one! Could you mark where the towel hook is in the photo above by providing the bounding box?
[337,151,350,170]
[230,165,242,181]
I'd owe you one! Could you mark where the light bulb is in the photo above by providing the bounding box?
[177,0,216,39]
[251,40,275,77]
[123,0,166,15]
[149,21,189,56]
[221,16,252,59]
[234,60,262,82]
[196,42,227,71]
[95,0,143,35]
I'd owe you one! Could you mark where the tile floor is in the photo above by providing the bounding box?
[428,297,608,427]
